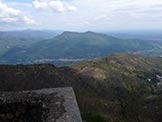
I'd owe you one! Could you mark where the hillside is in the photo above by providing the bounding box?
[0,31,156,64]
[73,53,162,82]
[0,54,162,122]
[0,30,58,56]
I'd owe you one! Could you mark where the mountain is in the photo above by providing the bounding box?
[107,30,162,41]
[0,53,162,122]
[0,30,58,56]
[0,31,156,64]
[73,53,162,122]
[107,30,162,57]
[0,30,58,40]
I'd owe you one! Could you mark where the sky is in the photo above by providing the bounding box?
[0,0,162,31]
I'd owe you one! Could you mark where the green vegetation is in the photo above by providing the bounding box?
[73,53,162,122]
[0,53,162,122]
[0,30,57,56]
[0,31,159,64]
[81,112,111,122]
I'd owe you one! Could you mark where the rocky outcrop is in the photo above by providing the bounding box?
[0,87,82,122]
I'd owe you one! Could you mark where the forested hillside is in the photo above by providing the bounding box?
[1,31,158,64]
[0,53,162,122]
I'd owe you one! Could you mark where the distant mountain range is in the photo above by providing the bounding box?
[0,30,59,39]
[108,30,162,41]
[0,53,162,122]
[1,30,161,65]
[0,30,59,56]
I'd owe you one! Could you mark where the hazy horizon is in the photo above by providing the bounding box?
[1,29,162,33]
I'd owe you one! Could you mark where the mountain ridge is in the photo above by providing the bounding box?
[0,53,162,122]
[0,31,156,64]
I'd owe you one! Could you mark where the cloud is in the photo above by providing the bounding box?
[0,0,35,24]
[23,16,35,24]
[33,0,77,12]
[49,1,65,12]
[33,0,47,9]
[1,0,162,30]
[95,14,108,20]
[67,5,77,11]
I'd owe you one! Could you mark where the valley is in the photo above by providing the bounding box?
[1,0,162,121]
[0,30,162,122]
[0,30,162,66]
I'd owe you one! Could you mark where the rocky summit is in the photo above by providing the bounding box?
[0,87,82,122]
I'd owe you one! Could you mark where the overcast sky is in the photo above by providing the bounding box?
[0,0,162,31]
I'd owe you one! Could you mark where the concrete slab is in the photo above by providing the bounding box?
[0,87,82,122]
